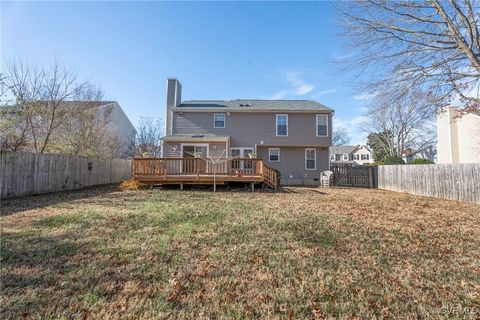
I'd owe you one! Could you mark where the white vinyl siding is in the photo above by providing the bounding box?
[276,114,288,136]
[316,115,328,137]
[213,113,225,128]
[269,148,280,162]
[305,148,316,170]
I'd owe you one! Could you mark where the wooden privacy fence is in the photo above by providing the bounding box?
[0,151,132,199]
[378,164,480,204]
[330,164,376,188]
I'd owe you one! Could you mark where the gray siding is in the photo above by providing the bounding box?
[173,111,332,147]
[257,146,329,186]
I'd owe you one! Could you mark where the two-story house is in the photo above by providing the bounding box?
[160,78,334,185]
[329,145,373,166]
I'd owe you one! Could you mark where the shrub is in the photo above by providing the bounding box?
[410,158,434,164]
[119,179,148,191]
[383,156,405,165]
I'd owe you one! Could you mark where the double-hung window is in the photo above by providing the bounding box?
[276,114,288,136]
[330,154,335,161]
[343,154,349,161]
[361,154,369,160]
[305,148,316,170]
[269,148,280,162]
[214,113,225,128]
[316,115,328,137]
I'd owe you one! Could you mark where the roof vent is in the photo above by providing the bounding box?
[191,134,204,138]
[240,103,251,107]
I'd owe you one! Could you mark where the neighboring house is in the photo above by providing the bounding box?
[93,101,136,157]
[329,145,373,166]
[161,78,334,185]
[62,101,136,158]
[402,146,437,163]
[1,100,136,158]
[437,106,480,164]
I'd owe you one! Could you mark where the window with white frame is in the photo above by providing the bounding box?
[343,153,349,161]
[214,113,225,128]
[305,148,316,170]
[361,154,369,160]
[276,114,288,136]
[353,154,359,160]
[330,154,335,161]
[269,148,280,162]
[316,115,328,137]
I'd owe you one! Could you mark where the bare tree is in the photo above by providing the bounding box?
[332,127,351,146]
[337,0,480,112]
[135,117,163,157]
[0,59,119,156]
[52,102,124,158]
[363,90,437,158]
[1,59,101,153]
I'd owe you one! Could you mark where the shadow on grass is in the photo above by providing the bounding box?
[0,184,134,216]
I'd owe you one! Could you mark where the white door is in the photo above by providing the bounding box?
[231,148,254,170]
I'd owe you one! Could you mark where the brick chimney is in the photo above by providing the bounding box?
[166,78,182,135]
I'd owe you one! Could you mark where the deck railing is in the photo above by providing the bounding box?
[133,157,278,189]
[133,157,264,177]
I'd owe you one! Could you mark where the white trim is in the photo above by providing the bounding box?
[305,148,317,170]
[180,143,210,158]
[343,153,349,161]
[268,147,280,162]
[316,114,328,137]
[213,113,226,128]
[276,114,288,136]
[230,147,254,157]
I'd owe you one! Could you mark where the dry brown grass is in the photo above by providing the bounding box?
[118,179,148,191]
[1,185,479,319]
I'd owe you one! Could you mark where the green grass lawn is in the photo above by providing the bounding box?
[1,185,479,319]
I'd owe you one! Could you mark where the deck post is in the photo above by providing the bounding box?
[251,182,254,192]
[180,183,184,191]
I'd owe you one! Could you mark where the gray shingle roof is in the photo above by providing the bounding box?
[329,146,360,154]
[176,99,333,112]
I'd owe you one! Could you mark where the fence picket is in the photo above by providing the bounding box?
[0,151,132,199]
[377,164,480,204]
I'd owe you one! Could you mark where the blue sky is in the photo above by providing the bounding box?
[1,1,372,144]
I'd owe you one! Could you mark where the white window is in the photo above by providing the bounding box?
[269,148,280,162]
[276,114,288,136]
[343,154,349,161]
[330,154,335,161]
[361,154,369,160]
[214,113,225,128]
[316,115,328,137]
[305,148,316,170]
[353,154,359,160]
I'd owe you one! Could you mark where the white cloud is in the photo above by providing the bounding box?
[312,88,337,98]
[334,116,369,145]
[353,92,377,101]
[268,69,316,99]
[270,90,289,99]
[295,84,314,95]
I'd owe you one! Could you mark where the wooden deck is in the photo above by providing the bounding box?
[133,157,278,189]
